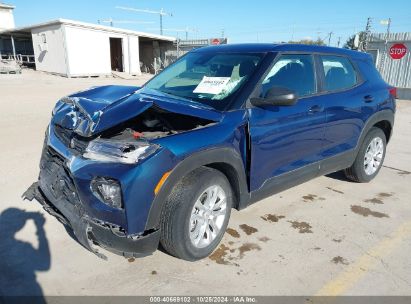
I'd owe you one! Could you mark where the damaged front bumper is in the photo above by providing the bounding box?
[23,182,160,259]
[22,126,163,259]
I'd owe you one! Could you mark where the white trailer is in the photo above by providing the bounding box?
[1,19,175,77]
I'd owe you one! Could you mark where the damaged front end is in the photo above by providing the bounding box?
[24,85,222,259]
[23,148,161,260]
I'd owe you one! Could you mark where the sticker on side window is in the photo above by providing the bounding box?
[193,76,231,95]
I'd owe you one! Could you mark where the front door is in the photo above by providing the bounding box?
[248,53,326,191]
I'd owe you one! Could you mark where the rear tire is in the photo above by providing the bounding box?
[344,127,386,183]
[160,167,233,261]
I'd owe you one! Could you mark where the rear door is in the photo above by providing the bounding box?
[317,55,369,158]
[248,53,326,191]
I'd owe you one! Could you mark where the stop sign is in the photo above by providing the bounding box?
[389,43,407,59]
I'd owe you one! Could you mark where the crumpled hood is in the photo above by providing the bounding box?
[52,85,223,137]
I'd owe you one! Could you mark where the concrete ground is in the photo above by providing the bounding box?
[0,69,410,297]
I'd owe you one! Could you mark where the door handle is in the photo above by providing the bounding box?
[308,105,323,114]
[364,95,374,103]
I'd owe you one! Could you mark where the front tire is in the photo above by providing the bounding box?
[160,167,233,261]
[344,127,386,183]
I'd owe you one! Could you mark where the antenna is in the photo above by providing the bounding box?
[116,6,173,35]
[98,18,154,27]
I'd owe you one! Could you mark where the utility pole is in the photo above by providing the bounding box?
[381,18,391,44]
[327,32,333,46]
[159,8,164,35]
[363,17,372,51]
[337,36,341,48]
[379,18,391,71]
[221,28,225,38]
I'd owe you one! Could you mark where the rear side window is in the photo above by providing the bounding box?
[320,55,358,91]
[262,54,316,97]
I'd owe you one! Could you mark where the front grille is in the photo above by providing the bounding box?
[54,124,89,154]
[39,147,80,205]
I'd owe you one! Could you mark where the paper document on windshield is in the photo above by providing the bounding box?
[193,76,231,95]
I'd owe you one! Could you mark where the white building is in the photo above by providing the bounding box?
[0,2,15,31]
[0,17,176,76]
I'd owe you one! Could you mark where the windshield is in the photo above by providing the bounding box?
[144,52,264,111]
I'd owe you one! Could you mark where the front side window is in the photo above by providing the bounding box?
[320,55,358,91]
[144,52,263,110]
[261,54,316,98]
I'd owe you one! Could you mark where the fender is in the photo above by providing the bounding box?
[144,147,249,230]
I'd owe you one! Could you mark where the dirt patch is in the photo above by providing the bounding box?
[364,198,383,204]
[239,224,258,235]
[331,256,349,265]
[302,194,326,202]
[379,192,393,198]
[258,236,271,242]
[209,242,261,265]
[261,214,285,223]
[151,270,157,275]
[238,243,261,258]
[326,187,344,194]
[128,258,135,263]
[332,238,343,243]
[288,221,313,233]
[209,244,231,265]
[351,205,389,218]
[364,192,393,205]
[226,228,240,238]
[313,247,321,250]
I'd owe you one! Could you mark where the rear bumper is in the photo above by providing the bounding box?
[23,182,160,259]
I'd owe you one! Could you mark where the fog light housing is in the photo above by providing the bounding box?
[91,178,123,209]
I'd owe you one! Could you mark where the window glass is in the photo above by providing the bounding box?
[320,55,358,91]
[262,54,316,97]
[145,52,263,111]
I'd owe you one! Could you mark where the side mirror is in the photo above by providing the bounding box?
[251,87,298,107]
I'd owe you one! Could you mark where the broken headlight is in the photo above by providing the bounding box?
[83,138,159,164]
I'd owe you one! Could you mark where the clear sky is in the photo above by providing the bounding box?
[8,0,411,46]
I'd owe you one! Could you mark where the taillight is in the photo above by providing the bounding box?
[389,87,397,99]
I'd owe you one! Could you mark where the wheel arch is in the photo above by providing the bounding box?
[144,147,249,231]
[356,109,394,152]
[373,120,392,143]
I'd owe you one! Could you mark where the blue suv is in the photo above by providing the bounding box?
[25,44,396,261]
